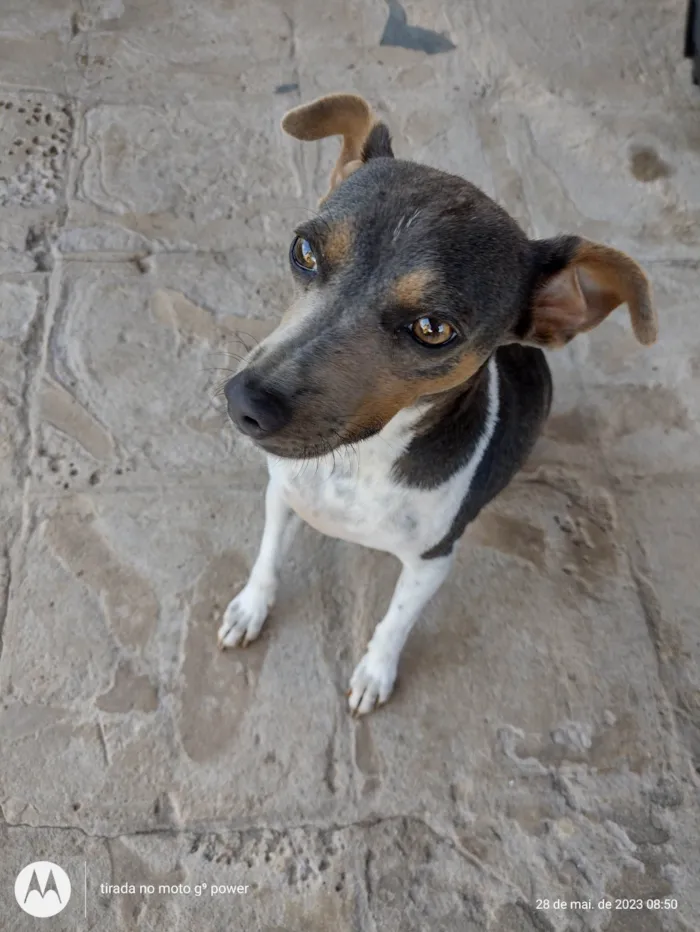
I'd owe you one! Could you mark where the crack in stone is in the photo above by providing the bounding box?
[627,552,691,776]
[2,813,527,900]
[363,847,372,902]
[14,255,65,548]
[612,544,683,767]
[96,718,111,768]
[629,558,669,684]
[280,10,306,204]
[13,276,50,482]
[0,543,12,668]
[323,728,337,796]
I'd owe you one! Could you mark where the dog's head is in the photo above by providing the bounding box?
[225,93,656,458]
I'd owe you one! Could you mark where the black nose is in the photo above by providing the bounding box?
[224,372,291,438]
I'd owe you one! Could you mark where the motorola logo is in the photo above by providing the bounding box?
[14,861,72,918]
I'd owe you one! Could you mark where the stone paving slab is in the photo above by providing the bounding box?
[1,1,699,930]
[580,262,700,482]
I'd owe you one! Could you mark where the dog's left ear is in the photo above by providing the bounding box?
[281,93,394,200]
[517,236,657,348]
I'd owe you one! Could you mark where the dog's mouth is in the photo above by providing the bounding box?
[251,421,382,460]
[252,435,335,460]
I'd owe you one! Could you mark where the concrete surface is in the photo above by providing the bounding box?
[1,1,699,930]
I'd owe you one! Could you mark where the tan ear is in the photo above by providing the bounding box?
[281,93,385,198]
[526,238,657,348]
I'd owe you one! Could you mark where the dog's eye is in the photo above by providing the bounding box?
[290,237,318,274]
[410,317,455,347]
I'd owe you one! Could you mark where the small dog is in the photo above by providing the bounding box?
[218,94,657,715]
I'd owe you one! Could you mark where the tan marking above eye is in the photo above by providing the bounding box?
[411,317,455,346]
[323,220,353,266]
[392,269,434,308]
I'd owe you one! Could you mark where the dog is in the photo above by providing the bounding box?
[218,93,657,716]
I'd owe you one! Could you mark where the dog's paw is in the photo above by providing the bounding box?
[348,650,398,716]
[218,583,273,649]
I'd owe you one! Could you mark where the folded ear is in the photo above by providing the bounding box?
[519,236,657,349]
[281,93,394,200]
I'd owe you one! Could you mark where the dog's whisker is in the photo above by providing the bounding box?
[207,345,249,355]
[206,351,247,363]
[231,330,260,354]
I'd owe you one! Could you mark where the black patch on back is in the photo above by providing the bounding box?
[362,123,394,162]
[415,345,553,559]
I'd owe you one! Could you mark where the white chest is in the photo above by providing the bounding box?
[266,359,499,561]
[266,406,454,560]
[271,443,422,554]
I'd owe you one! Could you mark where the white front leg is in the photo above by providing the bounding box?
[218,478,300,648]
[348,554,453,715]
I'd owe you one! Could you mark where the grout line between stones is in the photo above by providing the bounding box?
[0,101,84,665]
[2,812,527,900]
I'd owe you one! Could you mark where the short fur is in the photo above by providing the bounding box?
[218,93,656,715]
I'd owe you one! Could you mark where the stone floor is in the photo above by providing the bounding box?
[1,1,699,930]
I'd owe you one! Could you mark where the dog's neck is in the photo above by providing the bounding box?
[271,358,496,487]
[391,357,496,490]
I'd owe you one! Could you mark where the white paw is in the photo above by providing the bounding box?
[348,650,398,716]
[218,582,274,648]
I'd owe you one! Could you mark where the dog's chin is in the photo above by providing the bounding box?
[252,424,383,460]
[255,441,325,460]
[253,438,343,461]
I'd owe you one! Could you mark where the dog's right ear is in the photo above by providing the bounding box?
[281,93,394,200]
[515,235,657,349]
